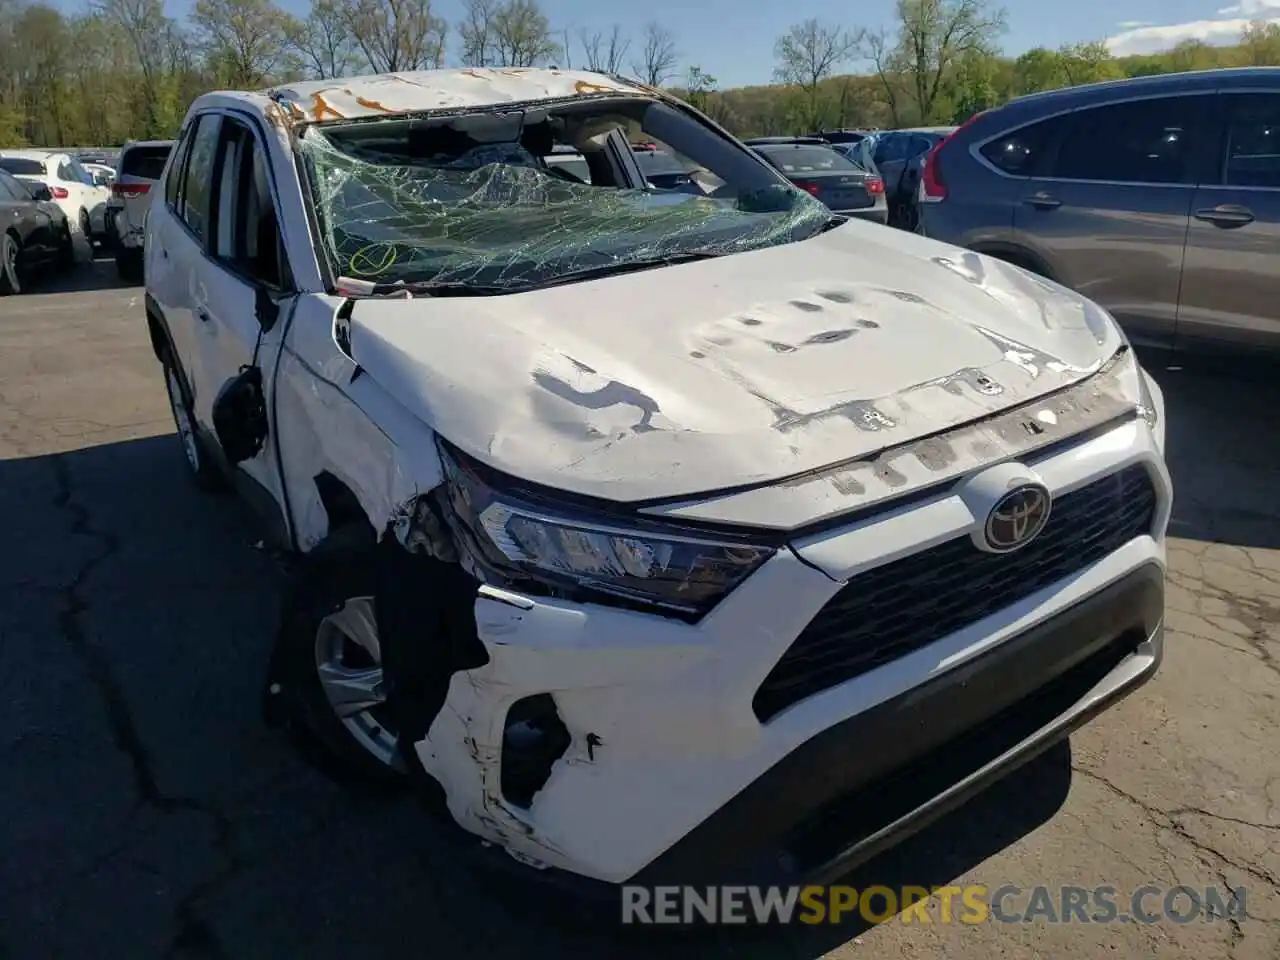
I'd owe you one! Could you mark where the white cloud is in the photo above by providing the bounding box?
[1116,19,1152,28]
[1106,11,1280,56]
[1218,1,1280,15]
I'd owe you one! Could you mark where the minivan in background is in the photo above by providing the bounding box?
[917,67,1280,357]
[107,139,174,282]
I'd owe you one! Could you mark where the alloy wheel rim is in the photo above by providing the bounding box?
[314,596,400,766]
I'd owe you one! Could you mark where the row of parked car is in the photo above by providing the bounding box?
[0,140,174,292]
[740,128,957,230]
[743,69,1280,357]
[11,68,1280,357]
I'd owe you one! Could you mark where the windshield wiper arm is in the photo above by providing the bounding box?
[339,276,509,298]
[509,251,725,292]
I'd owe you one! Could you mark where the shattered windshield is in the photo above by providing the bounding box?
[298,98,831,293]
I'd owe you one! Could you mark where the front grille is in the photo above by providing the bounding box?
[753,465,1158,721]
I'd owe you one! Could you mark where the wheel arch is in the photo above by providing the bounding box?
[313,470,375,542]
[144,294,174,364]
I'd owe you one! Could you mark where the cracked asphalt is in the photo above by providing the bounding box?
[1,253,1278,959]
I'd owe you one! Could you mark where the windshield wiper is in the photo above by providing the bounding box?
[339,251,726,299]
[508,251,725,292]
[337,276,509,298]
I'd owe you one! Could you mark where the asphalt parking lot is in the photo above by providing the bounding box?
[1,250,1278,959]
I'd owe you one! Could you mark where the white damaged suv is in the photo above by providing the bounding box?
[144,68,1171,891]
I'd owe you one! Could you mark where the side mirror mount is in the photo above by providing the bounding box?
[255,284,280,333]
[212,366,268,465]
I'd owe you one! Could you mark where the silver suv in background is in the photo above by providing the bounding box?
[107,139,173,282]
[917,67,1280,358]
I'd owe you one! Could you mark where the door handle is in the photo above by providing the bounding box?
[1194,205,1254,228]
[1024,193,1062,210]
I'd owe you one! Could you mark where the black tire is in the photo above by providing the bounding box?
[273,525,407,784]
[0,231,22,295]
[115,248,142,284]
[160,349,227,492]
[58,222,75,267]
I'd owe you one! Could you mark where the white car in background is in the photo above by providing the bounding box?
[0,150,111,244]
[83,161,116,187]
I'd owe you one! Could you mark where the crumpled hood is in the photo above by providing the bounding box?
[348,221,1122,502]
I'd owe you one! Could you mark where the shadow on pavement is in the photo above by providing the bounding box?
[1140,349,1280,551]
[20,239,137,295]
[0,432,1074,958]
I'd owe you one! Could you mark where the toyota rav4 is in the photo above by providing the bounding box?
[143,68,1171,891]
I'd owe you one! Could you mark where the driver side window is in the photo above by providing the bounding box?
[211,117,289,290]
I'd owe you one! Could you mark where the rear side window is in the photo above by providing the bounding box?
[180,116,222,242]
[166,126,196,207]
[122,146,172,181]
[909,135,935,157]
[1047,97,1198,185]
[759,145,858,172]
[0,157,46,176]
[980,115,1068,175]
[874,135,906,163]
[1221,93,1280,189]
[0,172,19,201]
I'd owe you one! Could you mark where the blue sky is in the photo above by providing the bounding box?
[52,0,1280,87]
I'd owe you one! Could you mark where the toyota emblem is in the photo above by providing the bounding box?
[984,484,1052,552]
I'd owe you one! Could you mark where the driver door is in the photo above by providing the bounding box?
[189,112,295,525]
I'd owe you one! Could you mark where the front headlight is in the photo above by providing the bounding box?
[437,443,775,618]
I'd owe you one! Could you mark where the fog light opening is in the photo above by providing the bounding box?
[500,693,571,808]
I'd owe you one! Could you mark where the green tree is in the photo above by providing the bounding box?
[1012,46,1063,93]
[1240,19,1280,65]
[490,0,557,67]
[631,22,677,86]
[286,0,361,78]
[895,0,1007,123]
[683,65,716,113]
[773,19,856,131]
[192,0,295,88]
[1058,40,1122,85]
[344,0,446,73]
[950,51,998,121]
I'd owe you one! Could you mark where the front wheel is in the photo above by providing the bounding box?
[273,526,407,783]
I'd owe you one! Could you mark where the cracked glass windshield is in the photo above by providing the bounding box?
[298,98,831,292]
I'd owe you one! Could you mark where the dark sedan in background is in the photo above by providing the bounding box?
[0,168,72,294]
[747,139,888,223]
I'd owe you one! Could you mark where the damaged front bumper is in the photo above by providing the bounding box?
[408,414,1170,887]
